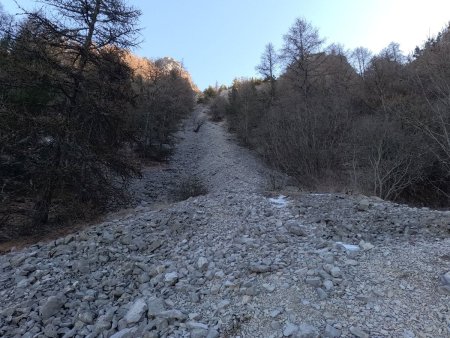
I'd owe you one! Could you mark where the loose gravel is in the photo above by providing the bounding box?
[1,106,450,338]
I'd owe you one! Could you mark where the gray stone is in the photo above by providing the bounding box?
[305,277,322,287]
[206,328,220,338]
[262,283,276,292]
[323,280,333,291]
[187,321,209,330]
[156,309,187,321]
[316,288,328,300]
[197,257,209,271]
[43,324,58,338]
[330,267,341,278]
[349,326,369,338]
[441,271,450,285]
[125,298,148,324]
[78,311,95,324]
[164,272,179,285]
[283,322,298,336]
[286,220,307,236]
[147,297,166,318]
[191,328,208,338]
[296,323,319,338]
[110,327,138,338]
[324,324,341,337]
[40,295,65,320]
[249,263,271,273]
[359,240,374,251]
[94,315,112,332]
[357,199,370,211]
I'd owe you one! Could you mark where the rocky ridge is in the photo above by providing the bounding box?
[1,107,450,337]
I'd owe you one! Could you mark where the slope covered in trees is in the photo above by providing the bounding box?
[220,18,450,207]
[0,1,196,240]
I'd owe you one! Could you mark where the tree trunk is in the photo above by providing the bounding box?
[31,182,54,227]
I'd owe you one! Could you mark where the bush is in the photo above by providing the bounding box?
[172,176,208,201]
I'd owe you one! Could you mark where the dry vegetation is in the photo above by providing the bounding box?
[217,18,450,207]
[0,0,196,241]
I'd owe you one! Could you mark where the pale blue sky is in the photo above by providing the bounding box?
[2,0,450,89]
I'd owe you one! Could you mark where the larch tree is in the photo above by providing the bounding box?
[4,0,142,227]
[256,42,278,101]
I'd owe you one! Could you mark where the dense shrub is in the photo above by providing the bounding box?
[226,18,450,206]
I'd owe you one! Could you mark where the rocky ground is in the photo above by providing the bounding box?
[1,106,450,338]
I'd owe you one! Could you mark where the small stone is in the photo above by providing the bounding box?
[187,321,209,330]
[217,299,230,309]
[110,327,138,338]
[357,199,370,211]
[191,328,208,338]
[94,315,112,331]
[262,283,276,292]
[305,277,322,287]
[316,288,328,300]
[17,278,29,288]
[270,309,282,318]
[164,272,179,285]
[441,271,450,285]
[78,311,95,324]
[249,263,271,273]
[359,240,374,251]
[156,309,187,321]
[324,324,341,337]
[323,280,333,291]
[147,297,166,318]
[403,329,415,338]
[330,267,341,278]
[283,322,298,336]
[286,220,307,236]
[206,329,220,338]
[125,298,148,324]
[349,326,369,338]
[197,257,209,271]
[43,324,58,338]
[40,295,65,320]
[297,323,319,338]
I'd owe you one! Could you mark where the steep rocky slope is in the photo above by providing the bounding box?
[1,107,450,338]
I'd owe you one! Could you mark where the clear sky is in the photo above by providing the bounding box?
[2,0,450,90]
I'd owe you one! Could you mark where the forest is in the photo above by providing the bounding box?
[0,0,196,240]
[210,18,450,207]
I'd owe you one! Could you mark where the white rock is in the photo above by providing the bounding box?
[359,240,374,250]
[164,272,179,285]
[197,257,209,271]
[125,298,148,324]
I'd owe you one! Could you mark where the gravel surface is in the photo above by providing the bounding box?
[1,106,450,337]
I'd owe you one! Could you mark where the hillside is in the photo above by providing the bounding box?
[1,107,450,337]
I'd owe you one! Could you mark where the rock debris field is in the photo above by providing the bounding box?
[2,106,450,338]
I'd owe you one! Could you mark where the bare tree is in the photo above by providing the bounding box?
[351,46,372,78]
[256,42,278,101]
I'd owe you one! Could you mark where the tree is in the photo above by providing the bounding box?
[256,42,278,101]
[351,46,372,78]
[1,0,141,228]
[381,42,405,63]
[280,18,325,100]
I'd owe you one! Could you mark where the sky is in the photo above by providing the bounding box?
[2,0,450,90]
